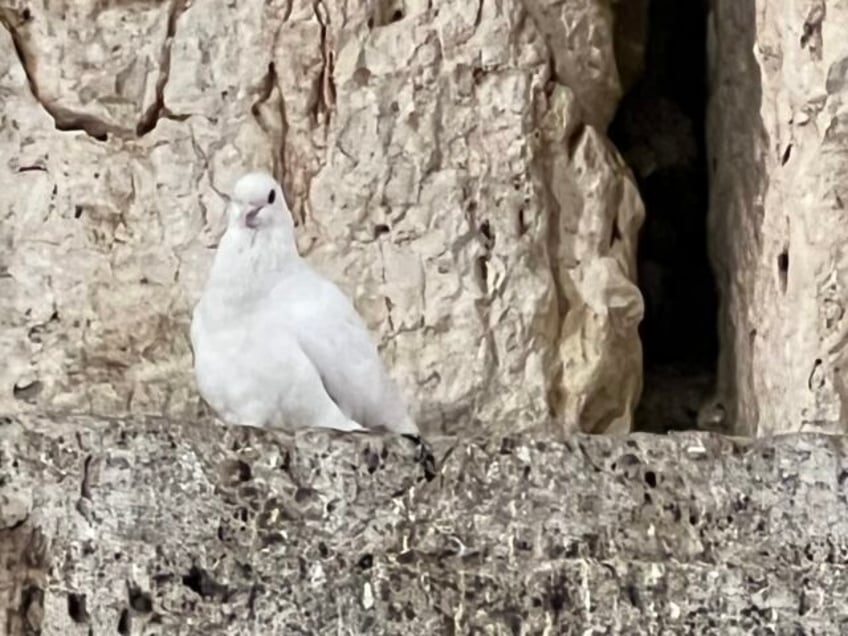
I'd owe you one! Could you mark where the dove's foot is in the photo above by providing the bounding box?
[402,434,437,482]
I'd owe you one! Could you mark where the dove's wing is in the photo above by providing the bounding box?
[268,262,417,435]
[191,279,369,433]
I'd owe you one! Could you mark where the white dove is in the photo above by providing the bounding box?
[190,172,430,457]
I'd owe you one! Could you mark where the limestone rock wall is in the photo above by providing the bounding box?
[4,414,848,634]
[708,1,848,435]
[0,0,644,435]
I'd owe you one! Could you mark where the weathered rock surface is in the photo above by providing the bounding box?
[708,1,848,435]
[0,0,644,435]
[3,414,848,634]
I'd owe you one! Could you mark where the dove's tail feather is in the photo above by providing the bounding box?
[393,413,420,436]
[321,416,367,433]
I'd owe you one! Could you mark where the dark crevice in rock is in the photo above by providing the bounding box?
[136,0,188,136]
[182,564,230,600]
[127,584,153,613]
[609,0,719,433]
[67,593,89,624]
[19,585,44,634]
[247,583,263,619]
[310,0,335,127]
[250,60,291,190]
[116,608,131,635]
[80,455,93,499]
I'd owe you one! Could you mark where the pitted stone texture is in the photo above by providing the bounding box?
[708,1,848,435]
[0,0,643,435]
[0,0,178,137]
[3,415,848,633]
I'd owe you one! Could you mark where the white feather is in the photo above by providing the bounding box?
[190,172,418,436]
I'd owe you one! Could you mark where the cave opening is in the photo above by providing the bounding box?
[609,0,719,433]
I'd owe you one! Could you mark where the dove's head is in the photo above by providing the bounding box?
[228,172,292,232]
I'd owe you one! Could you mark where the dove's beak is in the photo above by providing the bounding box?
[244,206,262,229]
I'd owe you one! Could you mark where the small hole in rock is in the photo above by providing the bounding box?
[644,470,657,488]
[546,585,566,614]
[781,144,792,165]
[128,585,153,613]
[357,554,373,569]
[74,205,83,218]
[350,68,371,90]
[363,447,380,474]
[373,223,390,238]
[182,565,226,599]
[777,250,789,292]
[626,583,642,608]
[67,593,89,624]
[475,256,488,292]
[117,608,131,635]
[479,220,493,244]
[390,9,403,22]
[609,220,623,247]
[235,460,252,482]
[517,207,528,235]
[397,550,416,564]
[152,572,174,586]
[13,380,43,401]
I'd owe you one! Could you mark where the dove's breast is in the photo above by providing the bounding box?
[192,313,253,423]
[191,306,275,427]
[191,301,328,430]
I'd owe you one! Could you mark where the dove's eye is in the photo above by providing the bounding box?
[267,189,276,204]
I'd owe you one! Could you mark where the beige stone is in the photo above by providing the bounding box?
[707,1,848,435]
[0,0,644,434]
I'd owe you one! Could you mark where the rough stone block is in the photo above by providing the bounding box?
[3,415,848,633]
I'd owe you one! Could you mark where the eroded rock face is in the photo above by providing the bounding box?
[0,0,643,434]
[4,414,848,633]
[707,1,848,435]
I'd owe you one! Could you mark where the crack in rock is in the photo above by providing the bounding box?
[311,0,336,127]
[137,0,188,136]
[0,0,188,141]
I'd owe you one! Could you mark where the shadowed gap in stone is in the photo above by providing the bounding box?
[609,0,719,433]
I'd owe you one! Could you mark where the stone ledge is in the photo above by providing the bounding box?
[2,414,848,634]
